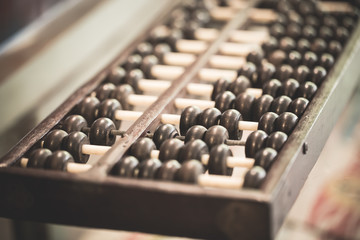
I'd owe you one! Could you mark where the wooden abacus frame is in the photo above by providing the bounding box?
[1,1,360,239]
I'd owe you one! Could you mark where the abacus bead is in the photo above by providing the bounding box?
[254,148,277,171]
[227,76,251,97]
[266,131,288,152]
[130,137,156,162]
[27,148,52,168]
[184,125,207,143]
[180,106,202,135]
[287,51,302,67]
[62,115,87,133]
[136,158,162,179]
[197,108,221,129]
[262,79,282,97]
[312,66,327,86]
[258,112,279,135]
[43,129,68,151]
[268,50,286,67]
[107,67,126,85]
[154,43,171,60]
[136,42,153,57]
[262,36,279,54]
[44,150,74,171]
[178,139,209,163]
[175,159,204,184]
[319,53,335,71]
[245,130,268,158]
[89,117,116,146]
[297,81,317,100]
[167,28,183,50]
[257,62,276,86]
[95,83,115,101]
[155,160,181,181]
[237,62,257,80]
[246,50,263,66]
[203,125,229,149]
[302,25,317,40]
[153,124,179,149]
[211,78,230,101]
[141,55,159,78]
[297,38,310,54]
[233,93,255,121]
[158,138,183,162]
[303,51,318,68]
[279,37,296,53]
[61,131,90,163]
[335,27,349,44]
[112,156,139,177]
[76,96,100,124]
[319,26,334,41]
[243,166,266,189]
[208,144,233,176]
[220,109,243,140]
[274,112,298,135]
[251,94,274,121]
[310,38,327,55]
[328,40,342,59]
[270,95,292,115]
[287,23,302,40]
[125,69,144,94]
[124,54,142,71]
[293,65,310,84]
[323,15,338,30]
[279,79,299,98]
[288,97,309,117]
[184,20,200,39]
[111,84,135,110]
[270,23,286,39]
[214,91,235,113]
[277,64,293,82]
[98,99,122,128]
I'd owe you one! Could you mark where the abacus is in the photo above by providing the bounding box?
[1,0,360,239]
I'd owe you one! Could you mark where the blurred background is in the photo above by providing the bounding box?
[0,1,359,239]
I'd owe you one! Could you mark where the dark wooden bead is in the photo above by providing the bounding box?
[124,54,142,71]
[303,51,318,68]
[111,84,135,110]
[251,94,274,121]
[183,20,200,39]
[323,15,338,30]
[140,55,159,78]
[27,148,52,168]
[107,67,126,85]
[43,129,68,151]
[130,137,156,162]
[254,148,277,171]
[178,139,209,163]
[180,106,202,135]
[279,37,296,53]
[305,15,320,27]
[220,109,242,140]
[76,96,100,125]
[257,62,276,86]
[135,42,153,57]
[153,124,179,149]
[287,23,302,40]
[276,64,294,82]
[97,99,122,128]
[112,156,139,177]
[184,125,207,143]
[208,144,233,176]
[214,91,235,113]
[270,23,286,39]
[310,38,327,55]
[288,97,309,117]
[258,112,278,135]
[95,83,115,101]
[262,36,279,55]
[342,17,355,32]
[237,62,257,80]
[274,112,298,135]
[287,50,302,67]
[203,125,229,150]
[44,150,74,171]
[89,117,116,146]
[294,65,311,84]
[154,43,171,60]
[296,38,311,54]
[175,159,204,184]
[297,81,317,100]
[136,158,162,179]
[298,1,318,15]
[266,131,288,152]
[262,79,282,97]
[311,66,327,85]
[227,76,251,97]
[328,40,342,59]
[234,93,255,121]
[319,53,335,71]
[302,25,317,40]
[268,50,287,67]
[270,95,292,115]
[62,115,87,133]
[243,166,266,188]
[245,130,268,158]
[246,50,264,66]
[287,9,304,25]
[279,78,299,98]
[155,160,181,181]
[159,138,183,162]
[125,69,144,94]
[61,131,89,163]
[211,78,230,101]
[192,8,210,25]
[318,26,334,41]
[197,108,221,129]
[167,28,184,50]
